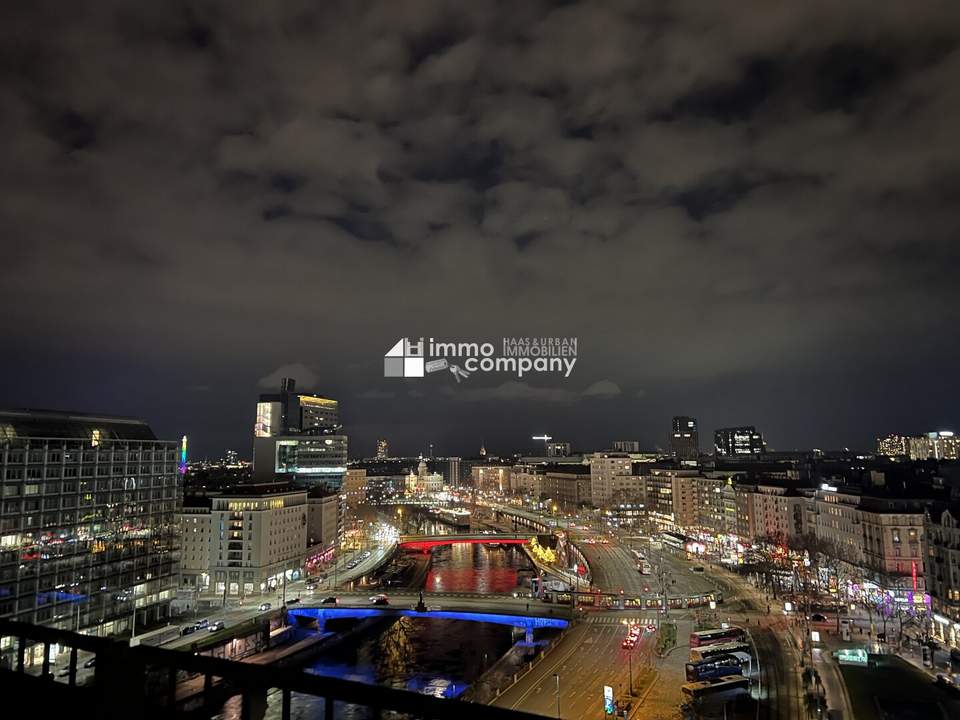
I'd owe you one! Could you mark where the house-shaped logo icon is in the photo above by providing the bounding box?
[384,338,424,378]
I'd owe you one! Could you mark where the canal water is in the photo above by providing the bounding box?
[216,544,535,719]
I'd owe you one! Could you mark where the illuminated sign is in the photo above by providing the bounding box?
[603,685,614,715]
[180,435,188,474]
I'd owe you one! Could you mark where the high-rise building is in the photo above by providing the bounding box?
[612,440,641,453]
[670,417,699,461]
[0,409,181,636]
[714,426,765,456]
[546,441,571,457]
[376,439,389,459]
[447,456,462,487]
[224,449,239,464]
[252,379,347,489]
[255,377,340,438]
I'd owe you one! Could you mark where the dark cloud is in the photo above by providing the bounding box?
[2,0,960,457]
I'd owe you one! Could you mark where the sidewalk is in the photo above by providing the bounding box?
[716,566,855,720]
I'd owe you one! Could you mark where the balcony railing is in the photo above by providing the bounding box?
[0,620,544,720]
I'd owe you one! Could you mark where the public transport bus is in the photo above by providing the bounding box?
[660,531,688,550]
[685,652,752,682]
[689,626,746,648]
[689,641,751,662]
[681,675,750,701]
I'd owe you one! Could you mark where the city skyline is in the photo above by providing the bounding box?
[3,3,960,460]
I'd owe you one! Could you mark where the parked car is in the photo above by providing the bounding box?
[180,625,196,636]
[369,594,389,606]
[194,619,209,630]
[934,673,960,694]
[208,620,225,632]
[691,566,705,573]
[320,596,339,605]
[258,602,272,612]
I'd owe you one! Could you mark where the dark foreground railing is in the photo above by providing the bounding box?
[0,620,545,720]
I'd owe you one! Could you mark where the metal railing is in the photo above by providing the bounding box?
[0,619,545,720]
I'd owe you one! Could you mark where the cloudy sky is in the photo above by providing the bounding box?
[2,1,960,458]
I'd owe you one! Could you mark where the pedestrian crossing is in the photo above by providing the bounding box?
[588,616,658,626]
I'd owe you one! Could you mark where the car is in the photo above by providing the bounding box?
[320,596,338,605]
[369,594,389,605]
[180,625,196,636]
[691,566,705,573]
[286,597,300,605]
[208,620,225,632]
[194,618,209,630]
[83,657,97,669]
[305,582,318,592]
[934,673,960,694]
[621,638,636,649]
[810,613,829,623]
[646,624,657,633]
[258,602,272,611]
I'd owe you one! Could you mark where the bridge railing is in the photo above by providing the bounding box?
[0,620,546,720]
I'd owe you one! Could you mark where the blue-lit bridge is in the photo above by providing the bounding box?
[288,605,568,643]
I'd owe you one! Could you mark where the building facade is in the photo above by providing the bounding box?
[0,409,181,640]
[177,485,308,598]
[589,452,633,506]
[714,426,765,456]
[926,508,960,649]
[670,417,699,462]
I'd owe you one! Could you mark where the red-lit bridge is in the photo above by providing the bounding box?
[397,532,532,551]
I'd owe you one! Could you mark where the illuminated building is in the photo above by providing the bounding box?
[612,440,641,453]
[907,431,960,461]
[342,468,367,507]
[446,456,461,488]
[252,378,347,489]
[546,441,571,457]
[0,409,180,638]
[406,457,443,495]
[224,449,239,465]
[471,464,510,493]
[542,465,592,508]
[671,416,699,462]
[178,484,307,597]
[255,377,340,438]
[811,486,927,602]
[925,507,960,650]
[714,426,765,456]
[376,438,388,459]
[589,452,632,506]
[307,488,344,553]
[876,434,909,458]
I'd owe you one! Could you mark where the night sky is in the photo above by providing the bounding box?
[2,2,960,459]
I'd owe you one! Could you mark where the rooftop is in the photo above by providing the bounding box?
[0,408,159,441]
